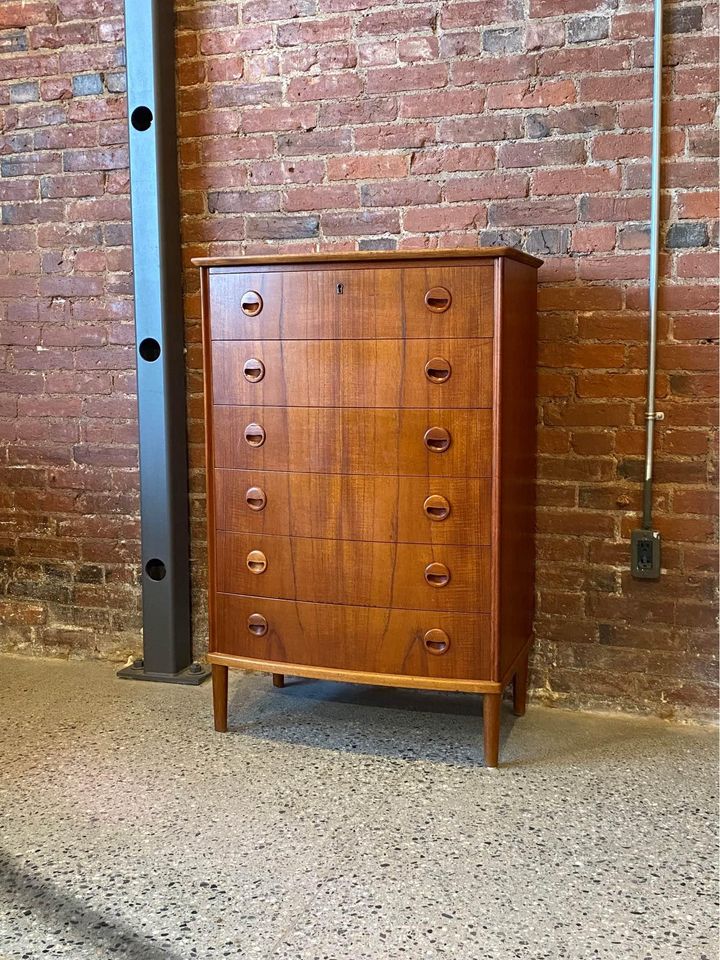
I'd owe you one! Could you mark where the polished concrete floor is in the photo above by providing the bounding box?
[0,654,717,960]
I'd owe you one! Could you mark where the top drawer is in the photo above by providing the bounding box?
[207,264,494,340]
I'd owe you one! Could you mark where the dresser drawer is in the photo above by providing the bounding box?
[214,470,492,545]
[212,406,492,477]
[207,265,494,340]
[215,533,491,612]
[214,594,493,680]
[212,339,493,409]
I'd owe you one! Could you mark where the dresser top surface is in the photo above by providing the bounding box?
[192,246,542,270]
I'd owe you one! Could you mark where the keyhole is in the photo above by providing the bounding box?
[336,283,344,295]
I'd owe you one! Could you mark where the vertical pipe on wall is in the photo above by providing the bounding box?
[631,0,664,580]
[118,0,209,683]
[642,0,665,529]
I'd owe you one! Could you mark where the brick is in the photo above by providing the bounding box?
[246,215,318,239]
[444,174,528,202]
[488,197,578,226]
[483,27,524,54]
[327,154,407,180]
[487,79,576,110]
[441,1,523,27]
[567,16,609,43]
[243,0,316,22]
[366,64,448,94]
[287,74,362,102]
[666,222,709,248]
[665,6,703,33]
[500,139,586,169]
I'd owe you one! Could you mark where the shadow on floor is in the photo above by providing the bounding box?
[229,676,521,766]
[0,848,184,960]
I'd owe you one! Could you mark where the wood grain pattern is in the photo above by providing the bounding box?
[211,338,493,409]
[208,265,494,341]
[213,406,492,477]
[214,470,492,545]
[495,258,538,678]
[216,532,492,612]
[192,246,542,269]
[214,593,493,679]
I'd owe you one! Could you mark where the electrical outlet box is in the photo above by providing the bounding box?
[631,529,662,580]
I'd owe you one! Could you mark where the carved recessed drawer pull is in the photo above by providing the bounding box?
[241,290,263,316]
[245,486,266,511]
[246,550,267,574]
[423,495,451,521]
[243,358,265,383]
[424,287,452,313]
[247,613,268,636]
[424,357,452,383]
[244,423,266,447]
[423,628,450,655]
[424,562,450,587]
[423,426,451,453]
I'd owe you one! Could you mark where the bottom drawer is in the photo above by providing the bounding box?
[214,594,493,681]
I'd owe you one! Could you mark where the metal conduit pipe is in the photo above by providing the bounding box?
[631,0,664,580]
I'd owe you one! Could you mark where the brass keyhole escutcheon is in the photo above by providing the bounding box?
[423,495,451,521]
[423,628,450,655]
[245,486,266,511]
[424,562,450,587]
[243,358,265,383]
[241,291,263,316]
[244,423,266,447]
[424,287,452,313]
[424,357,452,383]
[423,426,451,453]
[247,550,267,574]
[247,613,268,636]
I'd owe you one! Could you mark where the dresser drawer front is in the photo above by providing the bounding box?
[214,470,492,545]
[214,594,492,680]
[212,406,492,477]
[212,339,493,409]
[208,265,493,340]
[216,533,491,612]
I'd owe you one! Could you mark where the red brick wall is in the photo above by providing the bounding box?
[1,0,717,719]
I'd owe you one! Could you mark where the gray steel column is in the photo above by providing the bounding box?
[118,0,209,683]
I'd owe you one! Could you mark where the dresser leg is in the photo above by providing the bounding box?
[483,693,501,767]
[212,664,228,732]
[272,673,285,688]
[513,654,529,717]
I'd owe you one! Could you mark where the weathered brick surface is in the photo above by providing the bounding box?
[1,0,717,719]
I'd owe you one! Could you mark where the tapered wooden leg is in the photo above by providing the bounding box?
[513,654,529,717]
[272,673,285,688]
[483,693,501,768]
[212,664,228,732]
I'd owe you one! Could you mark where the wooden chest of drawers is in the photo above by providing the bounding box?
[195,248,541,766]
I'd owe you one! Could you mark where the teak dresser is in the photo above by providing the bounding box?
[194,248,541,766]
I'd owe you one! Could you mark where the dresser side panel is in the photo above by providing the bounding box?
[496,259,539,679]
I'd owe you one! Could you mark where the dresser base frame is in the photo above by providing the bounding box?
[208,637,531,767]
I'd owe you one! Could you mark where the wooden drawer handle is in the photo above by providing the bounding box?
[247,613,268,636]
[423,494,450,521]
[245,486,266,511]
[247,550,267,574]
[244,423,266,447]
[424,286,452,313]
[424,357,452,383]
[243,358,265,383]
[241,290,263,316]
[424,562,450,587]
[423,426,451,453]
[423,628,450,655]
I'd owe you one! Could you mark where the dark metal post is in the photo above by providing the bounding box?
[117,0,209,683]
